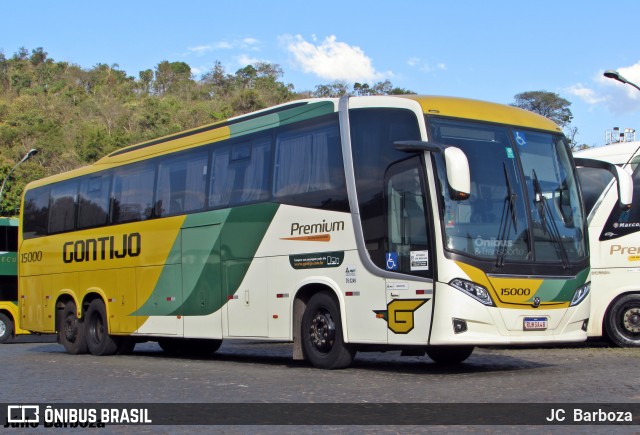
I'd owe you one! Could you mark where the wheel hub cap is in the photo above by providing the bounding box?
[623,308,640,334]
[64,317,77,341]
[309,311,336,353]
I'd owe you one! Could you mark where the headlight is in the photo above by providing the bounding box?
[450,278,495,306]
[570,281,590,307]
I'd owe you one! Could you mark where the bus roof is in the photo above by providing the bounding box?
[401,95,562,133]
[24,95,563,189]
[574,141,640,166]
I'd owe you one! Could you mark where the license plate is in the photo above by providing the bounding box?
[524,317,548,331]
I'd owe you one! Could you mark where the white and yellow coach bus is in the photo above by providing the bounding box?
[575,141,640,347]
[19,96,596,368]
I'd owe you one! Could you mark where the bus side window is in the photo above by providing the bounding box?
[273,123,346,208]
[577,166,613,216]
[208,137,271,209]
[22,187,51,239]
[156,151,208,217]
[78,174,111,229]
[48,181,78,234]
[601,164,640,239]
[111,163,156,224]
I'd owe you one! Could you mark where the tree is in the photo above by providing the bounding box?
[314,80,415,98]
[153,61,193,96]
[511,91,583,149]
[511,91,573,128]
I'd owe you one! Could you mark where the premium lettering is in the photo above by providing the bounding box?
[63,233,141,263]
[290,220,344,236]
[609,244,640,255]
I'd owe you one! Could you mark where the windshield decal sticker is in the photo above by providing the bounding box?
[505,147,515,159]
[514,131,527,147]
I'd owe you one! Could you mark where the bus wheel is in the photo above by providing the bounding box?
[426,345,474,364]
[301,291,355,369]
[59,301,88,354]
[605,294,640,347]
[85,299,118,356]
[0,313,14,344]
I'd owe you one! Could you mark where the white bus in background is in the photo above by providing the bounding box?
[575,141,640,347]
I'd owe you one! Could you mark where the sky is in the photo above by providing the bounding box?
[3,0,640,148]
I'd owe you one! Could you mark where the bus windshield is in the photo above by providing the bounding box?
[430,118,587,265]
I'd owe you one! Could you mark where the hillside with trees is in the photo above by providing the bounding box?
[0,47,415,215]
[3,47,580,216]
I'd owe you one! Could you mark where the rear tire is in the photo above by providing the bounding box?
[0,312,13,344]
[604,294,640,347]
[85,299,119,356]
[426,345,474,364]
[58,301,88,354]
[301,291,355,369]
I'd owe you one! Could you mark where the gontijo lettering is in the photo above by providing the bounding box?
[62,233,141,263]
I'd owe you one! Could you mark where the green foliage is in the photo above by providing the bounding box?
[0,46,414,216]
[511,90,580,149]
[511,91,573,128]
[314,79,416,98]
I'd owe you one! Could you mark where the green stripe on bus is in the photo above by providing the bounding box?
[531,267,590,303]
[133,203,279,316]
[228,101,335,136]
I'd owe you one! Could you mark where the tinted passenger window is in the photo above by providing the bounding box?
[22,187,50,239]
[601,164,640,241]
[274,125,343,196]
[577,167,613,216]
[209,137,271,208]
[272,120,347,211]
[78,174,111,229]
[157,151,208,216]
[48,181,78,233]
[0,226,18,251]
[111,163,155,224]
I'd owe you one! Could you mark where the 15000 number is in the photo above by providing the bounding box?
[21,250,43,263]
[501,288,531,296]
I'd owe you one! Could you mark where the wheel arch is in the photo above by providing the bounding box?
[55,293,80,331]
[0,306,17,324]
[291,279,347,361]
[0,309,15,341]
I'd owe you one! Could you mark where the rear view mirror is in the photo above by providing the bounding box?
[394,140,470,200]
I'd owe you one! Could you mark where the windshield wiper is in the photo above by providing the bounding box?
[532,169,570,269]
[496,162,519,268]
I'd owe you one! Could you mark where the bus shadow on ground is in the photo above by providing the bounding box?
[13,338,620,376]
[121,341,558,376]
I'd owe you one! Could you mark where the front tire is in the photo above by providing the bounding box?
[85,299,119,356]
[426,345,474,364]
[59,301,88,354]
[605,294,640,347]
[301,291,355,369]
[0,312,14,344]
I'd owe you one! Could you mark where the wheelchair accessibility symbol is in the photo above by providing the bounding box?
[386,252,398,270]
